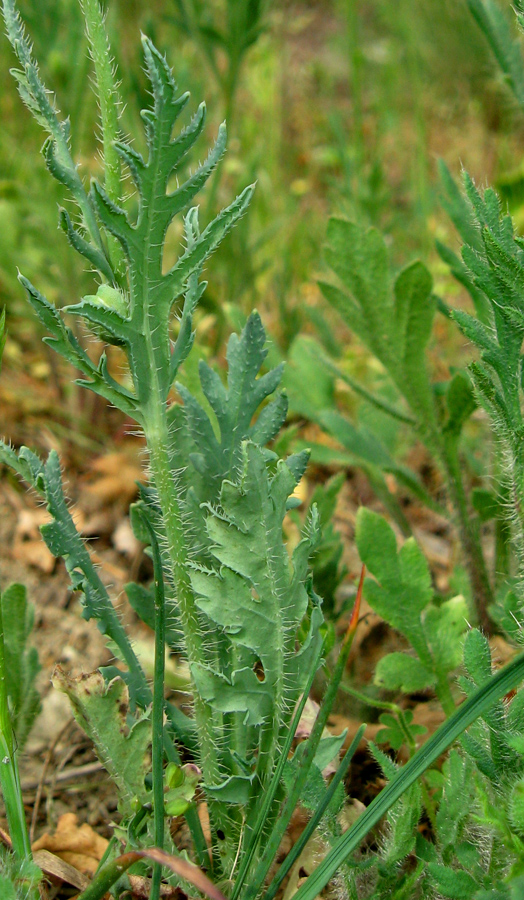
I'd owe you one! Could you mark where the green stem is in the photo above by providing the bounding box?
[318,350,416,426]
[406,387,494,634]
[0,599,32,863]
[82,0,121,201]
[144,405,228,869]
[339,682,404,713]
[340,683,422,755]
[434,672,456,718]
[440,440,494,634]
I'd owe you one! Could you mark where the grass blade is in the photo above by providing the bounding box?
[292,648,524,900]
[262,724,366,900]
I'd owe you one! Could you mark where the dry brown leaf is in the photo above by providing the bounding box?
[12,538,55,572]
[32,812,109,876]
[32,848,89,891]
[197,802,212,844]
[11,506,55,572]
[82,450,144,508]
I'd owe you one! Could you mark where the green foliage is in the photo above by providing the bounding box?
[0,584,41,751]
[169,0,270,112]
[189,441,323,806]
[356,507,466,715]
[375,710,427,750]
[4,3,524,900]
[52,668,151,817]
[291,652,524,900]
[440,165,524,626]
[467,0,524,111]
[283,334,431,539]
[319,213,494,632]
[0,2,329,891]
[0,848,42,900]
[320,219,436,421]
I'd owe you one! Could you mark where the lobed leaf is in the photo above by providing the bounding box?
[53,668,151,816]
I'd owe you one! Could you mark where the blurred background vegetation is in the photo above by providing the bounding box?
[1,0,524,453]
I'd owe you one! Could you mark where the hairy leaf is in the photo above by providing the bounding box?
[0,584,40,750]
[53,668,150,816]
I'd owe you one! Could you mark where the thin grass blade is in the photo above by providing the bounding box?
[292,648,524,900]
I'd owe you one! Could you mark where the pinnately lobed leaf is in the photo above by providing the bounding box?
[52,668,151,817]
[189,441,323,803]
[1,2,327,882]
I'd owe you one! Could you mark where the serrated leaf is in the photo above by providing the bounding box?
[52,668,150,816]
[436,750,476,850]
[323,218,393,368]
[0,443,153,714]
[175,312,286,501]
[356,508,433,665]
[189,441,323,798]
[427,863,478,899]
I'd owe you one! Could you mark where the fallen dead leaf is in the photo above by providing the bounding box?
[32,848,89,892]
[32,812,109,875]
[82,450,144,508]
[11,506,55,572]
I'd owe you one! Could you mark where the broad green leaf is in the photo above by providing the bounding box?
[374,652,436,693]
[323,218,393,369]
[393,260,435,406]
[425,595,468,680]
[283,335,335,420]
[356,508,433,665]
[189,442,323,801]
[427,863,478,899]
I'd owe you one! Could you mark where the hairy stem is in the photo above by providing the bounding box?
[144,403,230,870]
[439,440,494,634]
[140,514,167,900]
